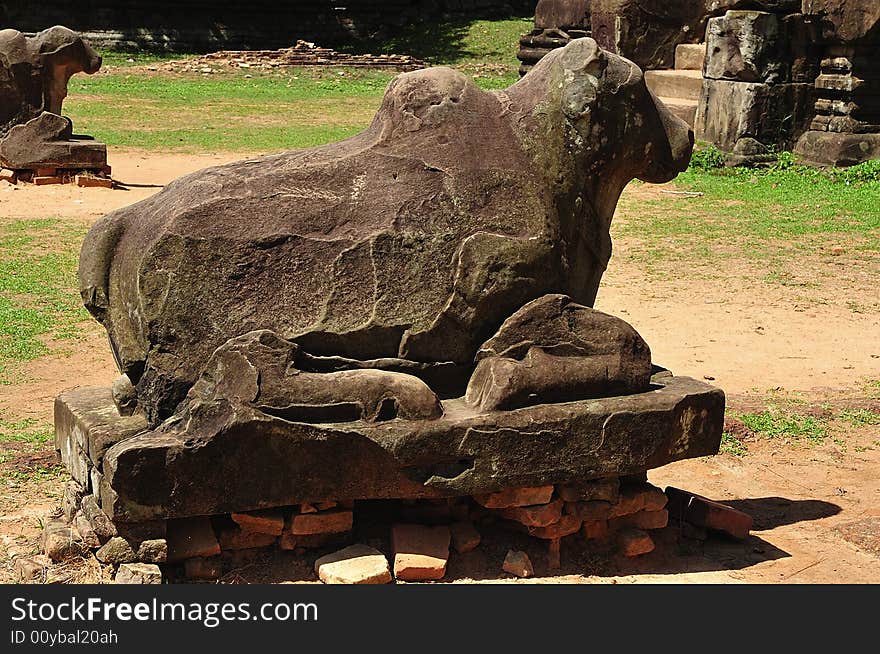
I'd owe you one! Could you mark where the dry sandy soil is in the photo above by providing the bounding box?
[0,151,877,584]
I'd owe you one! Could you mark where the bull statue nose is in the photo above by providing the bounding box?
[659,101,694,173]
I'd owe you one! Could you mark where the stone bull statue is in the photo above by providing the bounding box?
[0,26,102,137]
[79,38,693,426]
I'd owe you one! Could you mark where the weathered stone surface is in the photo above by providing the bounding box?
[115,562,162,584]
[450,521,481,553]
[0,112,107,170]
[136,539,168,563]
[502,550,534,578]
[73,514,101,550]
[79,38,693,423]
[95,536,137,564]
[14,555,51,583]
[392,524,450,581]
[534,0,592,30]
[80,494,117,541]
[558,477,619,502]
[705,11,786,83]
[62,479,84,522]
[93,372,722,522]
[231,509,285,536]
[466,295,652,411]
[475,486,555,510]
[54,387,148,471]
[804,0,880,43]
[590,0,706,70]
[618,527,655,556]
[111,375,138,416]
[794,130,880,165]
[695,78,813,155]
[315,544,392,584]
[0,26,102,137]
[166,517,221,562]
[500,498,565,528]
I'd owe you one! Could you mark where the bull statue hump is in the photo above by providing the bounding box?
[79,38,694,424]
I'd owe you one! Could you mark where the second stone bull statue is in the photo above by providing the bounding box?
[79,38,694,425]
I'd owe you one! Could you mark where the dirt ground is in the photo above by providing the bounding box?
[1,151,878,584]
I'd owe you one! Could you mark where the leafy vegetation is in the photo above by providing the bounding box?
[735,410,827,444]
[720,431,748,457]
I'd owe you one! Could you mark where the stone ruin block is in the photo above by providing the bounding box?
[695,77,813,161]
[704,10,788,83]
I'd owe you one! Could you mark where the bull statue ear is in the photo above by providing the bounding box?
[559,38,608,121]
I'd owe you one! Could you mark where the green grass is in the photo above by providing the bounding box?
[720,432,748,457]
[839,409,880,427]
[0,219,90,382]
[0,417,53,446]
[65,17,530,151]
[735,410,827,445]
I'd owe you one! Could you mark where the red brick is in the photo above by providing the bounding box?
[33,175,62,185]
[611,509,669,531]
[558,477,620,502]
[474,485,554,509]
[609,483,668,518]
[500,498,563,527]
[0,169,16,184]
[316,501,337,511]
[167,517,221,562]
[582,520,609,541]
[528,514,582,539]
[565,500,613,521]
[618,528,655,557]
[289,509,353,535]
[75,174,112,188]
[218,527,276,551]
[450,521,481,553]
[231,509,285,535]
[34,167,56,177]
[665,487,752,540]
[392,524,450,581]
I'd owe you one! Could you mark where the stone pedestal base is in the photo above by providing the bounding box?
[55,371,723,526]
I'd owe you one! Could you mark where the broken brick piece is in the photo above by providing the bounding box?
[528,514,582,539]
[665,487,753,540]
[33,175,62,185]
[474,485,554,509]
[392,524,450,581]
[75,174,112,188]
[231,509,285,536]
[500,498,563,527]
[618,528,655,557]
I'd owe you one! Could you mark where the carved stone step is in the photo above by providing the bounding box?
[645,70,704,102]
